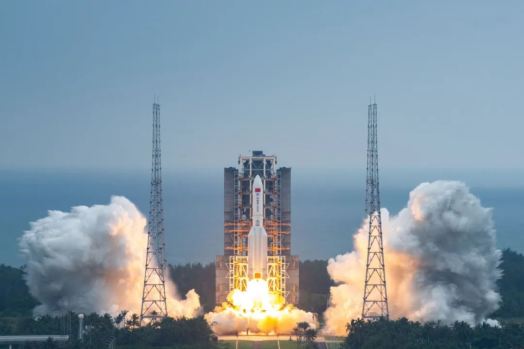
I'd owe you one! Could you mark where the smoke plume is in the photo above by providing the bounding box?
[205,304,317,335]
[205,281,318,335]
[324,181,501,335]
[19,196,201,318]
[205,277,317,335]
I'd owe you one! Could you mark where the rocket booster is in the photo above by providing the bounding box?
[247,175,268,280]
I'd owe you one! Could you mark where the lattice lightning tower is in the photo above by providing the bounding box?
[141,101,168,324]
[362,100,389,320]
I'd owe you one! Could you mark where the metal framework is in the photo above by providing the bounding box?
[140,102,168,324]
[362,101,389,320]
[226,153,289,300]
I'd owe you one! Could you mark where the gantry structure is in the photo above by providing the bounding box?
[362,100,389,320]
[140,101,168,324]
[216,151,299,305]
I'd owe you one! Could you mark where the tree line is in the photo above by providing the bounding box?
[2,250,524,348]
[0,312,217,349]
[344,318,524,349]
[2,250,524,319]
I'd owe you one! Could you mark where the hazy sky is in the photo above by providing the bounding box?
[1,1,523,174]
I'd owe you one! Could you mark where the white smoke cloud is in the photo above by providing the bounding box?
[204,278,317,335]
[324,181,502,335]
[19,196,201,318]
[205,303,318,335]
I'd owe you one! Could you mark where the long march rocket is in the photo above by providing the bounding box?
[247,175,268,280]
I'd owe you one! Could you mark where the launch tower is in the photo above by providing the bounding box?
[362,101,389,320]
[140,102,168,324]
[216,151,299,305]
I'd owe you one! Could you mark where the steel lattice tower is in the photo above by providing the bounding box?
[362,100,389,320]
[140,101,168,324]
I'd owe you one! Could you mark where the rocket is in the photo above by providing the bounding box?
[247,175,268,280]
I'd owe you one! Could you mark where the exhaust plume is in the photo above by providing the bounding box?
[19,196,201,318]
[324,181,501,335]
[205,279,318,335]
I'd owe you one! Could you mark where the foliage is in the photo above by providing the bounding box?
[298,289,329,316]
[293,321,317,349]
[0,312,216,348]
[81,313,116,349]
[493,249,524,318]
[3,251,524,348]
[298,260,333,315]
[116,316,214,347]
[169,263,215,312]
[343,318,524,349]
[299,260,333,295]
[0,264,38,316]
[0,314,69,336]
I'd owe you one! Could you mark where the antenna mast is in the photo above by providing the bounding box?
[362,100,389,320]
[141,101,168,324]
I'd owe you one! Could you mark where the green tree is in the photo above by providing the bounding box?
[343,318,524,349]
[293,322,316,348]
[493,249,524,318]
[114,310,127,328]
[169,263,216,312]
[125,313,140,329]
[0,264,38,316]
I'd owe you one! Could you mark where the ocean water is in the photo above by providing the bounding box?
[1,170,523,266]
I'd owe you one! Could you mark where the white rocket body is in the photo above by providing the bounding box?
[247,175,268,280]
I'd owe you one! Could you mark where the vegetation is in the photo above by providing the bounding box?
[298,260,333,314]
[0,313,217,349]
[292,321,317,348]
[493,249,524,318]
[169,263,215,312]
[0,314,68,337]
[0,265,38,316]
[3,250,524,348]
[167,251,524,319]
[115,316,216,348]
[343,318,524,349]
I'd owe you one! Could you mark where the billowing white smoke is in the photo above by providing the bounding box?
[205,277,317,334]
[205,304,318,335]
[324,181,502,335]
[19,196,201,318]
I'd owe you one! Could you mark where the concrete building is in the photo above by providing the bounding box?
[216,151,299,306]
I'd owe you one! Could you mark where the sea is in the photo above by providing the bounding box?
[1,169,523,267]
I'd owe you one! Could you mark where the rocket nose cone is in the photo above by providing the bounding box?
[253,175,263,188]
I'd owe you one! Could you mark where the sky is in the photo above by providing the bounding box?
[0,1,524,267]
[1,1,523,176]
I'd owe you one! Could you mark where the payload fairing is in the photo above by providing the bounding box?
[247,175,268,280]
